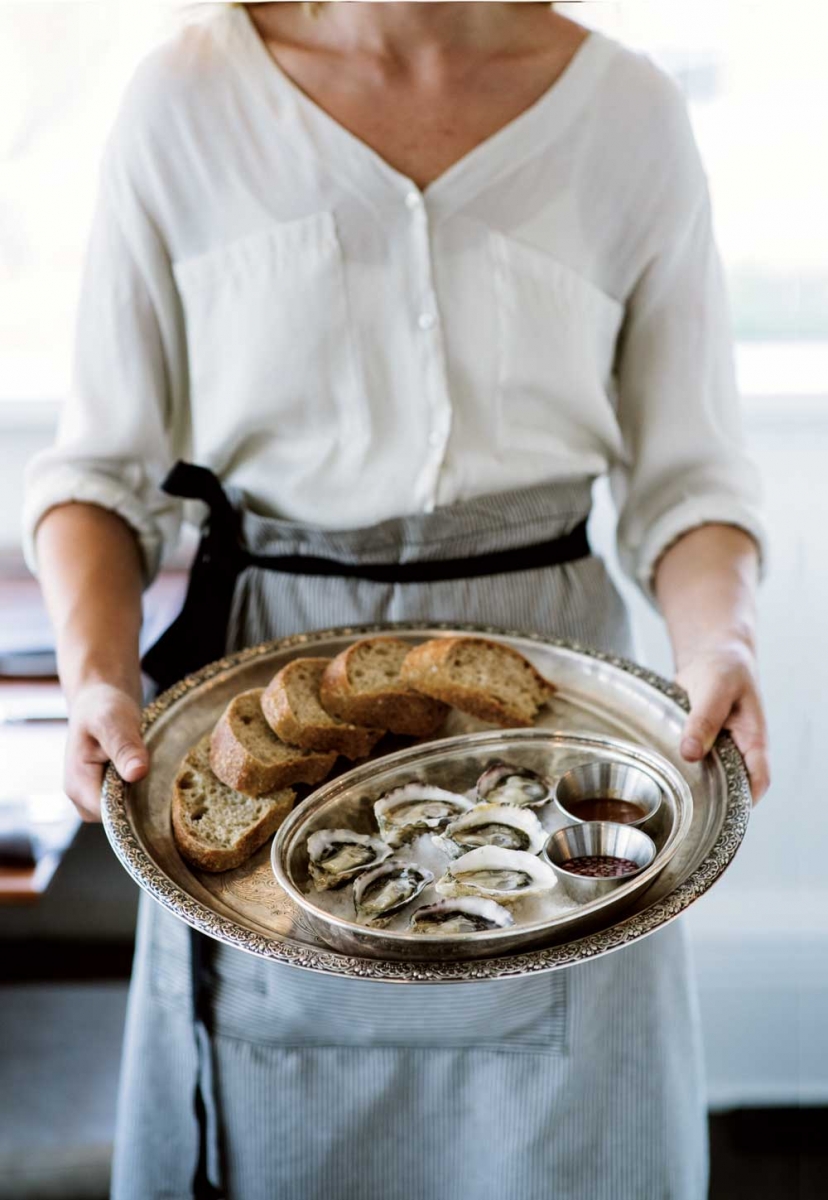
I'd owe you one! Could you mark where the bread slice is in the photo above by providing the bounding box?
[171,735,295,873]
[262,657,384,759]
[210,689,337,796]
[399,636,554,728]
[319,637,448,737]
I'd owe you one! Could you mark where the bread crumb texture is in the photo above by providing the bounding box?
[320,638,448,737]
[262,658,383,757]
[400,637,553,727]
[172,735,294,871]
[347,638,410,692]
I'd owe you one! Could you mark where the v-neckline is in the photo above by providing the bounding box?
[230,6,615,218]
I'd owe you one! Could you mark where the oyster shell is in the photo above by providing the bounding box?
[476,762,552,809]
[353,859,434,925]
[307,829,392,891]
[435,846,557,904]
[409,897,515,936]
[433,803,546,858]
[374,783,474,848]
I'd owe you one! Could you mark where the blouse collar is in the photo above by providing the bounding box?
[226,5,619,224]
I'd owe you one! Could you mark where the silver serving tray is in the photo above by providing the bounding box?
[272,729,692,961]
[101,623,751,983]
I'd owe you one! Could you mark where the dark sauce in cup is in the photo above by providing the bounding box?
[562,854,641,878]
[566,798,647,824]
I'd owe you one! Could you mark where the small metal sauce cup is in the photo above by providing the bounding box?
[553,761,662,829]
[543,821,657,901]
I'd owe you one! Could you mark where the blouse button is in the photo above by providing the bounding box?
[417,312,437,331]
[405,190,423,210]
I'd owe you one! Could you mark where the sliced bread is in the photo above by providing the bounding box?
[399,636,554,728]
[319,637,448,737]
[172,735,295,873]
[261,657,384,759]
[210,689,337,796]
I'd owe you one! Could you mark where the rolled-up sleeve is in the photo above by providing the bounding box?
[23,144,185,585]
[611,179,766,601]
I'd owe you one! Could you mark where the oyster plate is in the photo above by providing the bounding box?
[273,729,691,960]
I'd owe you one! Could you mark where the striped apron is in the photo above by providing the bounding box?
[113,471,708,1200]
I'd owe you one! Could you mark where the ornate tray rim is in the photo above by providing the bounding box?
[101,621,752,983]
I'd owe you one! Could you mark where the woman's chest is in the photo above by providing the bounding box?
[256,42,585,191]
[170,191,625,473]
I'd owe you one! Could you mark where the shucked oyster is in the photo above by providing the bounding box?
[409,897,515,936]
[353,859,434,925]
[307,829,392,891]
[476,763,552,809]
[436,846,557,904]
[433,803,546,858]
[374,783,474,848]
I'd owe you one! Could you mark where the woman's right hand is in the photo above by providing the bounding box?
[34,502,150,822]
[64,682,150,822]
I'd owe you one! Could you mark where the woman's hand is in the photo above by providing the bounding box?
[64,682,150,822]
[35,503,149,821]
[653,523,769,803]
[676,639,770,802]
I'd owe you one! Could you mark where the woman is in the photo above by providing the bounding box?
[25,4,769,1198]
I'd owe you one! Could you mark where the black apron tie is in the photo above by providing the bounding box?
[141,462,247,694]
[139,460,593,1200]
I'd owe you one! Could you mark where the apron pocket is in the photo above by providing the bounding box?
[147,909,569,1056]
[210,956,570,1056]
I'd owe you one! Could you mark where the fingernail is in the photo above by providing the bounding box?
[681,737,703,759]
[124,757,146,776]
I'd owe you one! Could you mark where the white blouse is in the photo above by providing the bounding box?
[24,6,764,595]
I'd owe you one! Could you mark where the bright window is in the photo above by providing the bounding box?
[2,0,826,405]
[564,0,828,352]
[0,2,177,403]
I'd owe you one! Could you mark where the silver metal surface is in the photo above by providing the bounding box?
[272,730,688,961]
[100,621,752,983]
[544,822,657,902]
[554,761,663,828]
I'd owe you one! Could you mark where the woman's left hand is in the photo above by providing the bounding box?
[676,640,770,802]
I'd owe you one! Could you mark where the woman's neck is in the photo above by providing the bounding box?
[247,3,558,60]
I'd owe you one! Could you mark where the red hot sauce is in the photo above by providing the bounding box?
[562,855,641,878]
[566,798,646,824]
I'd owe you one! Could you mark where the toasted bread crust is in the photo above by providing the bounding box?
[399,637,554,728]
[209,689,337,795]
[261,658,383,759]
[319,639,448,737]
[171,790,291,873]
[171,737,294,873]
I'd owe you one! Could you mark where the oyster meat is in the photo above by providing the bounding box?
[433,803,546,858]
[409,897,515,936]
[374,783,474,848]
[307,829,392,891]
[476,762,552,809]
[353,859,434,925]
[436,846,557,904]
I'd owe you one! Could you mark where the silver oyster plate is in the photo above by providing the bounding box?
[272,730,692,960]
[101,622,751,983]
